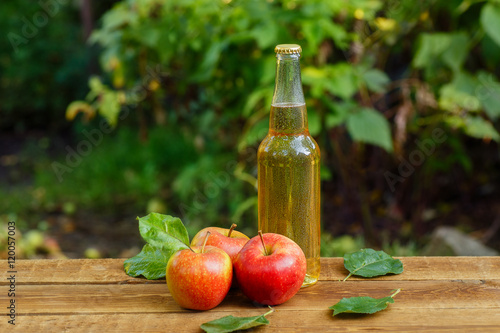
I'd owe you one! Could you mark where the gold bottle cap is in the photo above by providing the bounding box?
[274,44,302,54]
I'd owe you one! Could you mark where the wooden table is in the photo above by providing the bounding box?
[1,257,499,332]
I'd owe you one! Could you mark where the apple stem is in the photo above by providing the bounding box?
[227,223,237,237]
[258,230,268,256]
[201,231,211,254]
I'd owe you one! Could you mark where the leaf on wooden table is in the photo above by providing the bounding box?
[343,248,403,281]
[137,213,190,251]
[124,244,174,280]
[123,213,190,279]
[330,289,401,316]
[200,307,274,333]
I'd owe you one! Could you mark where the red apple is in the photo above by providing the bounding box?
[234,232,306,306]
[166,242,232,311]
[190,224,250,262]
[191,224,250,288]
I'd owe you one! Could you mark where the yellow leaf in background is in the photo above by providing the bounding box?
[118,91,126,104]
[354,9,364,20]
[106,56,125,88]
[98,91,120,127]
[66,101,96,122]
[420,11,429,21]
[112,62,125,89]
[113,74,125,89]
[375,17,397,32]
[148,79,160,91]
[108,56,120,70]
[302,66,326,79]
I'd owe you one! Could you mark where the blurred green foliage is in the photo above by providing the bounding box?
[36,127,197,211]
[69,0,500,229]
[72,0,402,151]
[0,0,89,131]
[3,0,500,257]
[75,0,500,148]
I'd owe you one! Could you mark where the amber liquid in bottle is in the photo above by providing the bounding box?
[258,45,321,287]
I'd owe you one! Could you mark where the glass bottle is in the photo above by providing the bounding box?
[257,44,321,287]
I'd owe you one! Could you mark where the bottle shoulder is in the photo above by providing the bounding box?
[258,133,320,162]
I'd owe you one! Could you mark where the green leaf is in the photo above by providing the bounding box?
[302,66,328,99]
[192,41,227,82]
[303,64,359,100]
[362,69,390,93]
[98,91,121,127]
[346,108,393,152]
[88,76,105,93]
[123,213,190,279]
[303,20,324,51]
[323,99,353,129]
[441,33,468,72]
[464,116,500,142]
[101,5,134,31]
[308,108,321,136]
[138,213,190,250]
[320,19,349,49]
[325,63,359,100]
[481,4,500,47]
[252,23,278,49]
[131,25,161,48]
[480,34,500,70]
[200,307,274,333]
[343,248,403,281]
[477,71,500,120]
[438,71,482,113]
[439,85,481,113]
[329,289,401,315]
[413,33,468,72]
[123,244,172,280]
[413,33,450,68]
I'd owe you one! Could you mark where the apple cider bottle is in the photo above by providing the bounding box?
[258,44,321,287]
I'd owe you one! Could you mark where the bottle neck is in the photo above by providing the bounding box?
[270,53,307,134]
[272,53,305,105]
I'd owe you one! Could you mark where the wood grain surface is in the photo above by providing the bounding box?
[1,257,499,332]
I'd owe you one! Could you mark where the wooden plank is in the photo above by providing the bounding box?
[1,257,499,332]
[320,256,500,281]
[10,280,500,315]
[2,257,500,285]
[0,259,153,286]
[4,309,500,332]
